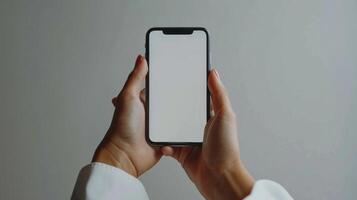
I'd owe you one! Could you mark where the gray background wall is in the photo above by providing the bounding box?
[1,0,356,199]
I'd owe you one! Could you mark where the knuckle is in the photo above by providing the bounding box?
[119,90,136,101]
[219,108,236,120]
[129,70,143,82]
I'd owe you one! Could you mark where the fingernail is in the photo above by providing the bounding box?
[135,55,143,66]
[213,69,220,80]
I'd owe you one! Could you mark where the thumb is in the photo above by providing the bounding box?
[121,55,148,96]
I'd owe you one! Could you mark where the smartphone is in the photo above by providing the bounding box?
[145,27,210,146]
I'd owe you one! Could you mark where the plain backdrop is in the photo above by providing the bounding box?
[1,0,356,199]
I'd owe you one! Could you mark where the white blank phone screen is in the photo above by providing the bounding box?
[149,30,207,143]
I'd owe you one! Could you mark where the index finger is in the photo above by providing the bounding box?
[208,69,233,114]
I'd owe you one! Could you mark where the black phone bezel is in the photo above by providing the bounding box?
[145,27,211,146]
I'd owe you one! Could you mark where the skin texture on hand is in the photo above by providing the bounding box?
[161,69,254,200]
[92,55,162,177]
[92,55,254,199]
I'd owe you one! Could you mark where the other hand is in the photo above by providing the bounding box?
[92,55,161,177]
[161,69,254,200]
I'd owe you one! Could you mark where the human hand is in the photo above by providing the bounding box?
[92,55,161,177]
[162,69,254,200]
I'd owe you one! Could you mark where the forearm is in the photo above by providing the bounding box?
[92,141,138,177]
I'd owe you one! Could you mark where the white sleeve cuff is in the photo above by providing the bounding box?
[72,163,292,200]
[244,179,293,200]
[71,162,149,200]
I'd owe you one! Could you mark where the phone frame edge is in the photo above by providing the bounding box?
[145,27,210,147]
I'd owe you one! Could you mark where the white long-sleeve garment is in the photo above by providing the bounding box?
[72,162,293,200]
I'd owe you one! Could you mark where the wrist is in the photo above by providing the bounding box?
[213,161,254,200]
[92,142,138,177]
